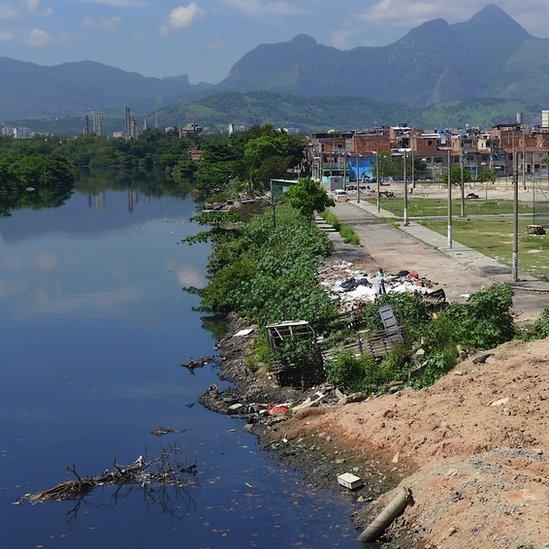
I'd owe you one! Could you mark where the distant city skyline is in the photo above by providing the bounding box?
[0,0,547,83]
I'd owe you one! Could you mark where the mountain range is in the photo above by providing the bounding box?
[1,4,547,128]
[0,57,212,121]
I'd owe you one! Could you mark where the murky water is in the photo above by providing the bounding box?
[0,175,359,548]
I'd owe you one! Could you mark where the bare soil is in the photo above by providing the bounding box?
[282,338,549,548]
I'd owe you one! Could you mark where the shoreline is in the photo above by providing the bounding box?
[200,312,421,548]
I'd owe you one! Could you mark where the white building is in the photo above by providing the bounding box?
[542,110,549,129]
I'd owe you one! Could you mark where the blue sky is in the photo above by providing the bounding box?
[0,0,547,82]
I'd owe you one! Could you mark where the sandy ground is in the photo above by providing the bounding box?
[283,338,549,548]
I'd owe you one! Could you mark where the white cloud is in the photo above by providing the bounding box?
[83,15,122,30]
[26,0,53,16]
[68,0,145,6]
[0,3,19,19]
[0,28,15,41]
[357,0,549,30]
[159,2,203,35]
[223,0,300,17]
[22,27,52,46]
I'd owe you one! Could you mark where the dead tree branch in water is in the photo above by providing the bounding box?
[24,445,197,504]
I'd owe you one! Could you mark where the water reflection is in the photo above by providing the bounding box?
[0,175,360,548]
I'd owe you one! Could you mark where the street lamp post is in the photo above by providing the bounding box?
[512,151,519,281]
[356,150,360,203]
[460,146,466,217]
[447,148,453,249]
[374,151,380,213]
[403,150,409,225]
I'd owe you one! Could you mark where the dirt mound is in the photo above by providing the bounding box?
[283,338,549,547]
[371,448,547,549]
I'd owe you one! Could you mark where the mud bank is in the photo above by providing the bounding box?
[200,314,420,547]
[201,317,548,548]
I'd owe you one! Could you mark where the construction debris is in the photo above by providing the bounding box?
[357,487,412,542]
[337,472,364,490]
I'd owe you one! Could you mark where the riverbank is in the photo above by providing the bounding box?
[199,313,415,547]
[193,195,547,547]
[201,313,548,548]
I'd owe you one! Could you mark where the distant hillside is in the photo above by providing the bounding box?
[0,57,212,121]
[155,91,421,131]
[13,93,538,135]
[219,5,549,107]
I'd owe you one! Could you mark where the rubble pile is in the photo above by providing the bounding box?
[318,260,437,311]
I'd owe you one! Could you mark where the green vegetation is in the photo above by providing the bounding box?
[340,226,360,246]
[319,210,361,245]
[0,152,77,216]
[193,204,336,331]
[442,164,472,185]
[285,178,335,220]
[326,285,517,393]
[421,219,548,279]
[518,309,549,341]
[366,196,533,217]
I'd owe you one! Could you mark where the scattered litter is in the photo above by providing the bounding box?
[234,327,255,338]
[318,260,441,311]
[337,472,364,490]
[490,397,509,407]
[181,356,216,374]
[293,392,325,412]
[151,426,181,437]
[268,404,290,416]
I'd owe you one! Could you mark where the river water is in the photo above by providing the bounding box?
[0,176,360,548]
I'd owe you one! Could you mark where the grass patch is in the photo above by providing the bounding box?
[365,196,533,217]
[340,225,360,245]
[320,210,361,245]
[421,219,548,280]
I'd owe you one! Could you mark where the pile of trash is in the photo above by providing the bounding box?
[319,261,437,311]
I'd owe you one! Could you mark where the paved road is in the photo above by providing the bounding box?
[331,201,549,322]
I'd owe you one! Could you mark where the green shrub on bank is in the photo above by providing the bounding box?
[519,308,549,341]
[201,204,336,332]
[320,210,341,231]
[328,285,517,394]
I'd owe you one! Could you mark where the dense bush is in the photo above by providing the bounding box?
[519,308,549,341]
[328,285,517,394]
[200,204,336,332]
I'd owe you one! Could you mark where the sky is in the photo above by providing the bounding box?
[0,0,548,83]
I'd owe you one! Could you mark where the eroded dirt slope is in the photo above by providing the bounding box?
[284,338,549,548]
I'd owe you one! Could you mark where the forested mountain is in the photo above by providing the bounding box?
[1,4,545,124]
[0,57,212,121]
[219,5,549,107]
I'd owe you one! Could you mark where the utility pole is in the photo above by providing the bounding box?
[447,148,453,249]
[403,150,408,225]
[460,144,466,217]
[512,152,519,282]
[356,149,360,204]
[522,125,527,191]
[411,137,415,190]
[270,180,276,228]
[375,151,380,213]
